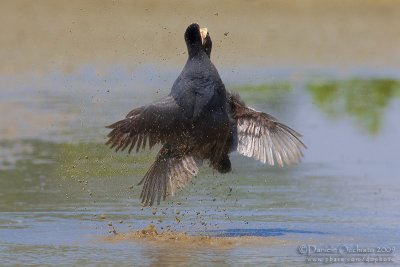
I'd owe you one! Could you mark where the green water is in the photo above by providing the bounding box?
[1,68,399,266]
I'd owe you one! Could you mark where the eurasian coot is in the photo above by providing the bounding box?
[106,23,305,206]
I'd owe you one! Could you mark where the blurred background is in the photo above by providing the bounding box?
[1,1,399,266]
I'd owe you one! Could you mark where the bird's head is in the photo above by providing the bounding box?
[184,23,209,57]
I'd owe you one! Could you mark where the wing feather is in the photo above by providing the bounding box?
[106,96,183,153]
[229,93,306,167]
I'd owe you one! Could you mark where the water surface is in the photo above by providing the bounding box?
[1,66,399,266]
[1,1,400,265]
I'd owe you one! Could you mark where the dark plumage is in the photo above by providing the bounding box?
[106,23,306,206]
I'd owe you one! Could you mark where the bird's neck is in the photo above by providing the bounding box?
[187,44,205,59]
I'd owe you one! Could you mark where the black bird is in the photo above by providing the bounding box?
[106,23,306,206]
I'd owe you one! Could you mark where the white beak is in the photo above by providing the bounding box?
[200,27,208,45]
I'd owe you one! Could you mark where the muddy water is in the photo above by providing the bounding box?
[1,1,400,266]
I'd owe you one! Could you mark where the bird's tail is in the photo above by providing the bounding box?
[138,145,201,206]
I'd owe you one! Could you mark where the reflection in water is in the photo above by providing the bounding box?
[58,142,151,179]
[233,82,292,104]
[208,228,326,237]
[0,140,59,212]
[103,226,300,266]
[308,79,400,134]
[1,72,400,265]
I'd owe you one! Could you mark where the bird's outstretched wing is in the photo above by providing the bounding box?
[138,145,202,206]
[229,94,306,167]
[106,97,184,153]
